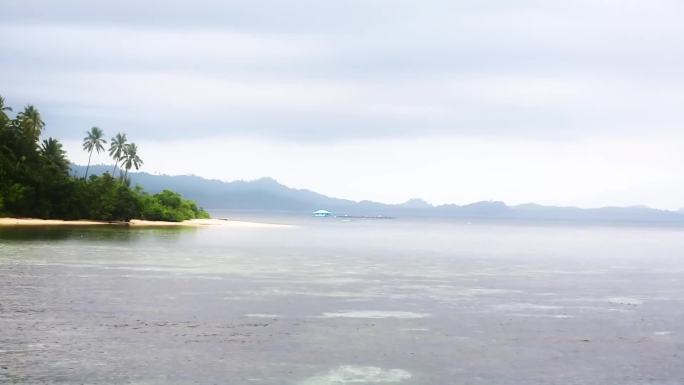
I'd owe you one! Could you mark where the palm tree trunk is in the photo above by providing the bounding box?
[85,151,92,179]
[112,161,118,176]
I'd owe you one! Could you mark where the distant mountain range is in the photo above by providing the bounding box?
[72,165,684,224]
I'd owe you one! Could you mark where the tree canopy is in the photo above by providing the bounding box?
[0,95,209,222]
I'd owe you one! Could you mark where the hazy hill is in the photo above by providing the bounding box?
[71,165,358,211]
[71,165,684,223]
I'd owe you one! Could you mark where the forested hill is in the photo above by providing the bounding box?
[71,165,355,212]
[73,165,684,224]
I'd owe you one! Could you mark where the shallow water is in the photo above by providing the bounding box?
[2,217,684,384]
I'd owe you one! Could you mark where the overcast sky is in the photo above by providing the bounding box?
[3,0,684,209]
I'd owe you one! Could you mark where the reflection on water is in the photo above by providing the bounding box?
[2,216,684,385]
[319,311,431,319]
[0,225,196,242]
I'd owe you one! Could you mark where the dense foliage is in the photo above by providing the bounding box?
[0,96,209,222]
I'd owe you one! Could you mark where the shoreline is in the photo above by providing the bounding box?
[0,218,292,229]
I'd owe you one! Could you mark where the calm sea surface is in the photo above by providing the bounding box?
[2,215,684,384]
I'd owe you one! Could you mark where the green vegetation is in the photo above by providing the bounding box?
[109,133,127,176]
[82,126,106,179]
[0,96,209,222]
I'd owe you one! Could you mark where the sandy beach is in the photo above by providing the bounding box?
[0,217,291,228]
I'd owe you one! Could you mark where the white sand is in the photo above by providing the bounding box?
[0,218,110,226]
[0,217,291,228]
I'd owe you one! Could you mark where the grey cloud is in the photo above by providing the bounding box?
[2,0,684,141]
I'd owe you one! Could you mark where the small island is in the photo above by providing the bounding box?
[0,95,210,224]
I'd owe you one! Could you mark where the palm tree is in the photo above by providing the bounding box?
[108,133,127,176]
[82,126,106,179]
[40,138,69,172]
[0,95,12,121]
[121,142,143,181]
[17,105,45,141]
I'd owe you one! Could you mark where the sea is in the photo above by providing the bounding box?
[2,213,684,384]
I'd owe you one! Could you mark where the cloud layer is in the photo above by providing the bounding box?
[3,1,684,208]
[3,0,684,141]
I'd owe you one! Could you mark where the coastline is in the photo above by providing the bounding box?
[0,218,291,229]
